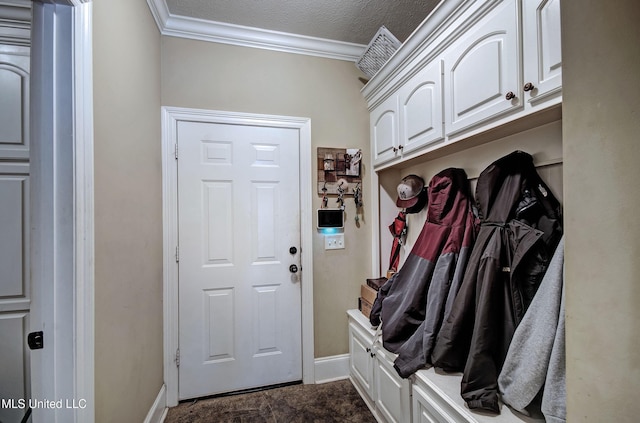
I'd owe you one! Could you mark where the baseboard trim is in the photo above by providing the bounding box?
[144,384,168,423]
[314,354,350,384]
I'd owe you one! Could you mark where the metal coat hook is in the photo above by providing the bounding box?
[321,181,328,208]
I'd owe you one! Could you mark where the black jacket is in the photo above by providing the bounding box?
[431,151,563,414]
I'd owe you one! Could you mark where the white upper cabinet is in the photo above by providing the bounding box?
[371,94,400,166]
[399,59,445,156]
[444,0,520,136]
[522,0,562,106]
[363,0,563,170]
[372,59,445,167]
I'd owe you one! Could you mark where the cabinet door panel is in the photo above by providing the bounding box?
[374,347,411,423]
[412,384,450,423]
[400,60,444,155]
[349,323,374,400]
[371,95,399,166]
[523,0,562,104]
[445,0,520,136]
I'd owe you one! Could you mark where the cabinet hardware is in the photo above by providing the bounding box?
[505,91,516,100]
[398,145,404,150]
[366,347,371,353]
[370,352,376,358]
[392,147,398,153]
[524,82,535,92]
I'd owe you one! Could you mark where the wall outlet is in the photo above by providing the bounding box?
[324,233,345,250]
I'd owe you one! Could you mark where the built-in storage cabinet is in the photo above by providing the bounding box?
[372,60,445,168]
[398,60,445,157]
[444,0,520,136]
[348,310,544,423]
[348,310,411,423]
[371,95,400,166]
[358,1,563,422]
[373,346,412,423]
[412,374,477,423]
[364,0,563,170]
[349,318,375,401]
[522,0,562,107]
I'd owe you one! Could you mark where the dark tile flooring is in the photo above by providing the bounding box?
[164,379,376,423]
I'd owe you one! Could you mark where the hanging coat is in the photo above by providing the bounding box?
[369,168,478,377]
[498,236,566,423]
[431,151,563,414]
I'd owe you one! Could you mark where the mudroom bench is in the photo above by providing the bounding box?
[348,309,544,423]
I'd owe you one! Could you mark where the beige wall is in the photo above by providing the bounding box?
[161,37,371,357]
[562,1,640,421]
[93,0,163,421]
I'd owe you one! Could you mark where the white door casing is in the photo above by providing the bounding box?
[162,107,314,406]
[177,120,302,399]
[30,1,95,422]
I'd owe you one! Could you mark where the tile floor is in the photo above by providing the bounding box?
[164,379,376,423]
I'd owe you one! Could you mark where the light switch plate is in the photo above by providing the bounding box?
[325,233,345,250]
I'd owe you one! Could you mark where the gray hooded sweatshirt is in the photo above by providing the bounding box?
[498,236,566,422]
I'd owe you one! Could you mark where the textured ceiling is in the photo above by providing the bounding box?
[164,0,441,45]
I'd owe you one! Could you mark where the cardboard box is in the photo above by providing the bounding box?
[359,297,373,319]
[361,284,377,305]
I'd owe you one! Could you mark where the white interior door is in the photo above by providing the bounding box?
[0,41,31,423]
[177,120,302,400]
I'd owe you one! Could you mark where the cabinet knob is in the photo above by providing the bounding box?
[505,91,516,100]
[398,145,404,150]
[366,347,371,353]
[392,147,398,153]
[370,352,376,358]
[523,82,535,92]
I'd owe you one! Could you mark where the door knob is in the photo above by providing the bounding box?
[289,264,299,273]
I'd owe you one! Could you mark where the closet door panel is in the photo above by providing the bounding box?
[0,46,30,160]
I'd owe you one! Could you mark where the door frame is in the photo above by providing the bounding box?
[30,1,94,422]
[161,106,315,407]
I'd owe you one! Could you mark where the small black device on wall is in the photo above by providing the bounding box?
[317,208,344,229]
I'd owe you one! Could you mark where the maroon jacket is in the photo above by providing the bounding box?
[369,168,478,378]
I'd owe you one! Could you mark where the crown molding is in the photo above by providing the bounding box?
[146,0,365,61]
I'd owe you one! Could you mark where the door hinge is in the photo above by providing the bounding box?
[174,143,178,160]
[175,348,180,367]
[175,246,179,263]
